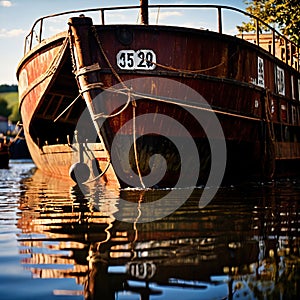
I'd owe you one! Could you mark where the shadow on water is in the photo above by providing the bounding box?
[16,168,300,300]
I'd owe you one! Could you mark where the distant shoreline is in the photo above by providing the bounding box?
[0,84,17,93]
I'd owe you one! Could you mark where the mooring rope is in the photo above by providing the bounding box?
[142,49,239,75]
[152,59,225,74]
[99,85,261,122]
[132,99,146,189]
[91,26,129,91]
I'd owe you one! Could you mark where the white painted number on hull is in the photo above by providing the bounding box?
[117,49,156,70]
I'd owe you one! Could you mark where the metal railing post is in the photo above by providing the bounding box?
[218,7,222,34]
[256,19,259,46]
[29,30,33,51]
[272,30,276,56]
[289,42,293,67]
[140,0,149,25]
[285,38,288,64]
[100,9,105,25]
[297,46,300,70]
[39,19,43,43]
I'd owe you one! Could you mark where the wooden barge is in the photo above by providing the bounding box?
[17,2,300,188]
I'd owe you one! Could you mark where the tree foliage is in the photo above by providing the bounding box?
[0,84,17,93]
[8,102,21,123]
[0,98,12,118]
[237,0,300,45]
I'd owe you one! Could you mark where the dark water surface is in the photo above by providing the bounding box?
[0,160,299,300]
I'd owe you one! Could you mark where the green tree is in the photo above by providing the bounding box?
[0,98,12,118]
[8,102,21,123]
[237,0,300,45]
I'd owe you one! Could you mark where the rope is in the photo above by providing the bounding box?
[83,159,111,183]
[53,93,82,122]
[79,82,104,94]
[152,59,225,74]
[91,26,129,90]
[68,28,77,73]
[132,100,146,188]
[132,90,260,121]
[142,49,238,75]
[102,85,261,122]
[93,89,132,120]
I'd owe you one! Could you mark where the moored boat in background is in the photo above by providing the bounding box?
[17,1,300,188]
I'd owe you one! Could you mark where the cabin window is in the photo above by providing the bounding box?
[291,75,295,100]
[275,66,285,96]
[257,57,265,87]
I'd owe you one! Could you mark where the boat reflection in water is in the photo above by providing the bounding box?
[17,170,300,299]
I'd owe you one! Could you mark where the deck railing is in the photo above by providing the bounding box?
[23,4,299,71]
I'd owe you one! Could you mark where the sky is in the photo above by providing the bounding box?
[0,0,246,85]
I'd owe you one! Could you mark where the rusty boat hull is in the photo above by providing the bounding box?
[17,4,300,188]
